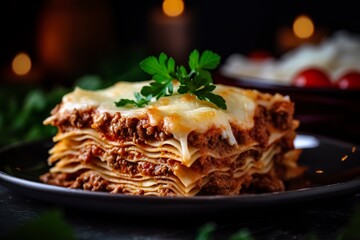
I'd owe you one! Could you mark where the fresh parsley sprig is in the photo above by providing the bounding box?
[114,92,152,108]
[115,49,227,110]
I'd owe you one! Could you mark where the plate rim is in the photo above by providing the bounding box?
[215,71,360,94]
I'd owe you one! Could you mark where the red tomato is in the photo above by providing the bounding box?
[335,71,360,89]
[292,67,332,88]
[248,50,272,61]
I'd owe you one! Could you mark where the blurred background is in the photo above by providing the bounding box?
[1,0,360,146]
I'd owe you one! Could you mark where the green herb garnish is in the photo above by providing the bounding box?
[115,49,227,110]
[115,92,152,108]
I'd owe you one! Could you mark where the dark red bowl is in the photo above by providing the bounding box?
[214,71,360,145]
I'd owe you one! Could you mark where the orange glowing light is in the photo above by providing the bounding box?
[12,52,31,76]
[162,0,184,17]
[341,155,348,161]
[293,15,314,39]
[315,170,324,174]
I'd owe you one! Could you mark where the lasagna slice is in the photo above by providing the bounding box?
[40,81,304,196]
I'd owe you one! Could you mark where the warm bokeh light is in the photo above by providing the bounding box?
[293,15,314,39]
[12,52,32,76]
[162,0,184,17]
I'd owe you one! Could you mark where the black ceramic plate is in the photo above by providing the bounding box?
[0,134,360,216]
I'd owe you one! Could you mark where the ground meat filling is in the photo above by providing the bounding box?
[44,100,297,195]
[50,100,293,146]
[243,172,285,193]
[40,172,80,187]
[40,171,177,196]
[249,105,270,148]
[70,171,109,191]
[53,107,95,132]
[270,101,295,130]
[199,172,244,195]
[75,142,176,177]
[199,171,285,195]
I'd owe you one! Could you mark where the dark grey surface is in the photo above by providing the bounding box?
[1,184,360,240]
[1,134,360,239]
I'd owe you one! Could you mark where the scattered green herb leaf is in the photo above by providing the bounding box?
[0,85,68,146]
[196,223,253,240]
[115,49,227,110]
[2,210,76,240]
[338,205,360,240]
[115,92,152,108]
[195,222,217,240]
[228,229,254,240]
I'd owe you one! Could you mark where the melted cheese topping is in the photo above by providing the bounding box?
[57,81,288,165]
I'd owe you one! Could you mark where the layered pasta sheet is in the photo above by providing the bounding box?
[41,81,303,196]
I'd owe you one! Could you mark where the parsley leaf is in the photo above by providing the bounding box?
[115,92,151,108]
[115,49,227,110]
[189,49,221,71]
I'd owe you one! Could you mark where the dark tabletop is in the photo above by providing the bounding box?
[1,184,360,240]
